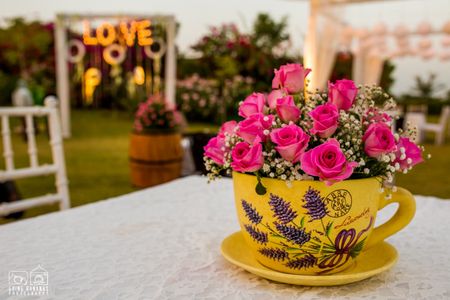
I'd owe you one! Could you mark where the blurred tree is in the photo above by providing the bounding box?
[411,73,445,99]
[189,14,296,92]
[251,13,289,52]
[186,15,297,121]
[379,60,395,94]
[397,73,448,115]
[0,18,55,106]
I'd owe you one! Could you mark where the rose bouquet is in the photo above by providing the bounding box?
[134,94,184,133]
[203,63,426,194]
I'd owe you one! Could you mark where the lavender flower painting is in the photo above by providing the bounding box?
[241,188,372,272]
[269,194,297,224]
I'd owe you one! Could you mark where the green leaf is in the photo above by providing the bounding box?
[270,233,283,238]
[350,238,366,258]
[255,173,267,195]
[285,247,302,251]
[255,181,267,195]
[325,221,333,237]
[293,253,307,258]
[300,216,305,228]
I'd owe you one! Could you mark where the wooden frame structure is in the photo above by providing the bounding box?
[54,13,177,138]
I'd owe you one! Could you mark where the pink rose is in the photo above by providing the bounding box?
[231,141,264,172]
[309,103,339,138]
[237,113,274,144]
[363,123,396,158]
[267,89,284,109]
[272,64,311,94]
[301,139,358,185]
[238,93,266,118]
[270,124,310,163]
[328,79,358,111]
[276,96,301,122]
[219,120,237,136]
[204,135,226,165]
[204,120,239,165]
[392,137,423,171]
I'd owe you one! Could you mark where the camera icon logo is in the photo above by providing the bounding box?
[8,265,49,296]
[8,271,28,286]
[30,265,48,285]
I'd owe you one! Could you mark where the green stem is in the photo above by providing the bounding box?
[321,219,334,245]
[261,223,281,237]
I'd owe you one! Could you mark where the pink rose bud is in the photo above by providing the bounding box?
[276,96,301,122]
[328,79,358,111]
[219,120,238,136]
[231,141,264,172]
[309,103,339,138]
[392,137,423,171]
[301,139,358,185]
[272,63,311,94]
[238,92,266,118]
[267,89,284,109]
[237,113,274,144]
[270,124,310,163]
[363,123,396,158]
[204,135,226,165]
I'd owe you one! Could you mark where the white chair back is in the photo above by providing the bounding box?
[0,97,70,217]
[439,106,450,127]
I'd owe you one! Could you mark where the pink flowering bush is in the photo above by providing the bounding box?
[204,63,426,191]
[176,74,254,123]
[176,75,220,122]
[134,94,184,132]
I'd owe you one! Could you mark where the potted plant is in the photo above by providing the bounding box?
[203,64,426,277]
[129,94,184,187]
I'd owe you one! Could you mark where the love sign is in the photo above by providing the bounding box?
[83,20,153,47]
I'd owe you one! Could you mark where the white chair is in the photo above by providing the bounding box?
[422,106,450,145]
[0,97,70,217]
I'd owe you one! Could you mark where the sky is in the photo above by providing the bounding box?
[0,0,449,96]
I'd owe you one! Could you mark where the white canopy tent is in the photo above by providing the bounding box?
[302,0,394,90]
[300,0,450,90]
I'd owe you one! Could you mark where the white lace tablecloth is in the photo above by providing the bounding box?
[0,176,449,299]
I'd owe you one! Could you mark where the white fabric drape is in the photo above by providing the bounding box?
[352,40,385,85]
[303,1,343,91]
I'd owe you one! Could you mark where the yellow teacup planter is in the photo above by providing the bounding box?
[233,172,416,275]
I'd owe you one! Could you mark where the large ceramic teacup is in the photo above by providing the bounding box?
[233,172,415,275]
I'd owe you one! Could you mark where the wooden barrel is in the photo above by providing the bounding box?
[129,132,183,188]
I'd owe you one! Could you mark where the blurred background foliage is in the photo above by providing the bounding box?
[0,15,448,121]
[0,18,55,106]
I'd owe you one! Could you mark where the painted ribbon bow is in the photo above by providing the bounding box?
[318,216,374,270]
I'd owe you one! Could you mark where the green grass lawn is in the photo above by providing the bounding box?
[0,109,449,224]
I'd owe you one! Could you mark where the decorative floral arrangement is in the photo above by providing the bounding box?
[203,63,427,193]
[177,74,254,123]
[192,23,251,56]
[221,75,255,117]
[134,94,184,132]
[177,74,220,121]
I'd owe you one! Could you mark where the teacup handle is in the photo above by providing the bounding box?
[365,187,416,249]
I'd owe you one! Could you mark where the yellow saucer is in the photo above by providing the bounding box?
[221,231,398,286]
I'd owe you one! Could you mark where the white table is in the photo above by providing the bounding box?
[0,176,449,299]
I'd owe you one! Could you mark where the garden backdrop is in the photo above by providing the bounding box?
[1,14,449,223]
